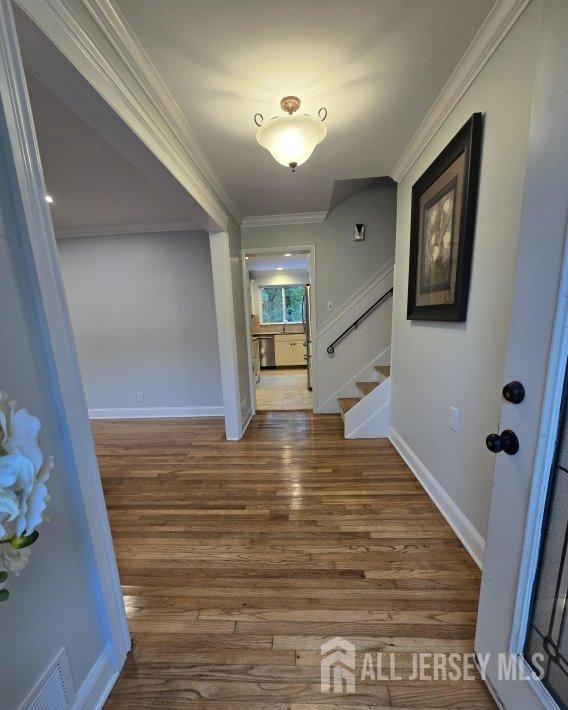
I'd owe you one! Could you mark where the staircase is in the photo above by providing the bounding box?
[338,365,391,438]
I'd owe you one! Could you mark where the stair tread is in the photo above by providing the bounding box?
[338,397,360,418]
[374,365,391,379]
[356,381,379,397]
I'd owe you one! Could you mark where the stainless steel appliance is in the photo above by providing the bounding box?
[258,335,276,368]
[302,284,313,391]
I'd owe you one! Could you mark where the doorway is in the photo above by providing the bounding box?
[242,246,316,412]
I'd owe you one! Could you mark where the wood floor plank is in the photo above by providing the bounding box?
[97,413,494,708]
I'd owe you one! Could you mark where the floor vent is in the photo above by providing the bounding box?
[21,647,76,710]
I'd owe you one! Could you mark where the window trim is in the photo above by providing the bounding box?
[259,284,304,325]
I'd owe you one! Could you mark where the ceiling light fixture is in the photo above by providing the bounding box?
[276,267,284,271]
[45,195,54,204]
[284,253,292,257]
[254,96,327,172]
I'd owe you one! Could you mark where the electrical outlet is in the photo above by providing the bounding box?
[327,302,333,312]
[450,406,460,432]
[137,391,144,402]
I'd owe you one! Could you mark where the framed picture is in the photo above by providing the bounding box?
[407,113,483,321]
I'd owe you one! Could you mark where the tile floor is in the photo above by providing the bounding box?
[255,367,312,411]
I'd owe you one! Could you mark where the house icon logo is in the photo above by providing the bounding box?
[320,637,356,693]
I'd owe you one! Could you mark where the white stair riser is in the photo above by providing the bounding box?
[319,346,390,413]
[344,377,391,438]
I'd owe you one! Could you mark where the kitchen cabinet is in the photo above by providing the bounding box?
[274,334,307,366]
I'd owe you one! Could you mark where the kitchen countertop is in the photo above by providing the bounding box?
[252,331,305,336]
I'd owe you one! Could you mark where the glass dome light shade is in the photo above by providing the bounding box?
[256,114,327,170]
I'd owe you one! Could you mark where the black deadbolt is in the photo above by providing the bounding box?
[486,430,519,455]
[503,381,525,404]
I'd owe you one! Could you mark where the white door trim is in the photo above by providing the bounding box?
[241,252,257,415]
[0,0,129,668]
[210,232,242,440]
[241,244,317,413]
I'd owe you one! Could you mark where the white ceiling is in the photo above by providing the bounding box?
[246,253,310,272]
[26,73,202,236]
[15,8,209,237]
[114,0,495,217]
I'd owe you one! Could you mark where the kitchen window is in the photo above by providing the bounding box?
[260,285,304,324]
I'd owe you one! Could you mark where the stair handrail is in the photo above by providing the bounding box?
[327,287,393,355]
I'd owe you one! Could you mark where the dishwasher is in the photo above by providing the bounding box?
[258,335,276,368]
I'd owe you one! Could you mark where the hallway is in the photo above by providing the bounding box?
[97,413,493,708]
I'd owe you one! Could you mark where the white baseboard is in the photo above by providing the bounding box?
[88,406,224,419]
[388,427,485,569]
[319,346,391,413]
[74,645,120,710]
[346,379,391,439]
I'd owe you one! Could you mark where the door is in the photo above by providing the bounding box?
[475,1,568,707]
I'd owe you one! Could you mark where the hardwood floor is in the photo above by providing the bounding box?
[96,413,494,708]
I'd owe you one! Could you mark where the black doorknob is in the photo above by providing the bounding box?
[503,381,525,404]
[486,430,519,455]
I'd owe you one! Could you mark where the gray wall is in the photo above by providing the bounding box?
[242,179,397,328]
[390,0,542,540]
[58,230,223,410]
[0,137,105,707]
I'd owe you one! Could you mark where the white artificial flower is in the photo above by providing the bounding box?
[0,391,53,598]
[0,453,35,491]
[0,391,8,446]
[24,484,49,534]
[24,457,53,534]
[0,545,31,574]
[3,408,43,473]
[0,489,19,538]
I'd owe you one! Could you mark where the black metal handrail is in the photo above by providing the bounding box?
[327,287,393,355]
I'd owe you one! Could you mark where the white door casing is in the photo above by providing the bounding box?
[0,0,130,674]
[240,245,317,414]
[475,1,568,707]
[210,232,243,440]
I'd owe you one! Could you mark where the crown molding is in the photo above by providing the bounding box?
[55,219,203,239]
[242,212,328,228]
[16,0,242,229]
[390,0,532,183]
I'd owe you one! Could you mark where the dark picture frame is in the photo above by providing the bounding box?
[407,113,483,321]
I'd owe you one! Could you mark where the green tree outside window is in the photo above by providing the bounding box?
[260,285,305,324]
